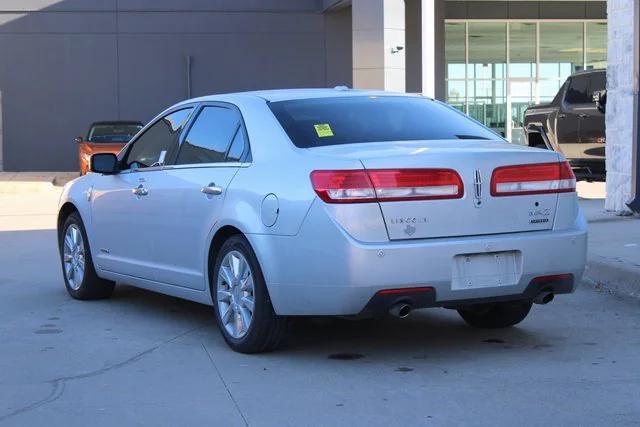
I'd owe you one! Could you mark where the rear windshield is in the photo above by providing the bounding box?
[268,96,500,148]
[87,124,143,143]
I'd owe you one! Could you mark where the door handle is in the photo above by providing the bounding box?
[132,184,149,197]
[579,113,589,119]
[201,183,223,196]
[558,114,566,119]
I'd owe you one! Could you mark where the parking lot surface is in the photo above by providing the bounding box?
[1,190,639,426]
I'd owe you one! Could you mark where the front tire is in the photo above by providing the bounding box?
[457,300,533,329]
[212,235,288,353]
[60,212,115,300]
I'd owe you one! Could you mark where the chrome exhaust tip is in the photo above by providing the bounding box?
[533,291,554,305]
[389,303,412,318]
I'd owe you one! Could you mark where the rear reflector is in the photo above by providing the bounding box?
[490,161,576,197]
[311,169,464,204]
[376,286,434,296]
[530,273,574,285]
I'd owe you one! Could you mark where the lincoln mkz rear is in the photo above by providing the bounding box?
[57,90,587,353]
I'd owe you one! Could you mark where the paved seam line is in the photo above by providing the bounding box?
[201,342,249,427]
[0,326,202,422]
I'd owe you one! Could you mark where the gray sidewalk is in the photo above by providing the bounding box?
[0,172,77,193]
[581,198,640,298]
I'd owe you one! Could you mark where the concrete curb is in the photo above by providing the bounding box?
[584,256,640,299]
[0,172,78,194]
[0,180,56,194]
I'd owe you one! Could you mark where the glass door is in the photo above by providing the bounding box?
[507,79,535,144]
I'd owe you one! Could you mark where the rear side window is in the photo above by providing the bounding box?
[565,76,590,104]
[588,72,606,96]
[124,108,192,169]
[268,96,500,148]
[226,130,248,163]
[176,106,243,165]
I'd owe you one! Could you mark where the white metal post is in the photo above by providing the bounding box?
[421,0,435,97]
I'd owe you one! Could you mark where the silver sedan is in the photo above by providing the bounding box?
[57,89,587,353]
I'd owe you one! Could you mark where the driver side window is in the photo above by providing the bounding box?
[565,76,590,105]
[124,108,193,169]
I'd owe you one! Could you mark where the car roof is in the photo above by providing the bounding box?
[570,68,606,77]
[181,88,424,104]
[90,121,143,126]
[241,88,420,102]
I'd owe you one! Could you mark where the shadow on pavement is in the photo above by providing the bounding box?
[107,284,543,359]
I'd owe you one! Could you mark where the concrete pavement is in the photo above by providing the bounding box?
[0,172,77,194]
[0,185,639,426]
[581,198,640,298]
[574,181,640,298]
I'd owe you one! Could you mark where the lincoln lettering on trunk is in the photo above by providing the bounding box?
[389,217,428,225]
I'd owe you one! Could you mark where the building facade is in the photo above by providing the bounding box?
[0,0,353,171]
[445,17,607,143]
[0,0,608,172]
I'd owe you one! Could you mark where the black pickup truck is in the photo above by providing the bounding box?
[523,69,606,181]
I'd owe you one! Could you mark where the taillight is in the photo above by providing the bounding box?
[310,170,376,203]
[310,169,464,204]
[368,169,464,201]
[490,161,576,197]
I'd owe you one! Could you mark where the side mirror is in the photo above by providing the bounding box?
[90,153,118,175]
[74,136,84,144]
[593,90,607,113]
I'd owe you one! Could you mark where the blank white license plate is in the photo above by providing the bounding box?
[451,251,520,290]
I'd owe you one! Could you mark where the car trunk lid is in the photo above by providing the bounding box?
[310,140,565,240]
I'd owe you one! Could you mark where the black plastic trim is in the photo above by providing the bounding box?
[359,288,436,317]
[359,275,575,316]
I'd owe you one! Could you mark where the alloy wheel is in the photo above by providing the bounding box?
[217,250,256,339]
[63,224,86,290]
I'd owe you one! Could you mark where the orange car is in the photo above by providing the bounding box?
[76,121,143,174]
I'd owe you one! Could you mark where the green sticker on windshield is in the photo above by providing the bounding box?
[314,123,334,138]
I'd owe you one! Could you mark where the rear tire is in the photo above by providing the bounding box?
[60,212,115,300]
[457,300,533,329]
[212,235,288,353]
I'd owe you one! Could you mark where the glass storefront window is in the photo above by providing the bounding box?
[468,23,507,80]
[537,79,563,104]
[446,80,466,112]
[539,22,584,78]
[466,23,507,134]
[508,22,537,143]
[445,23,466,79]
[467,79,506,135]
[586,22,607,70]
[444,20,607,141]
[509,23,536,78]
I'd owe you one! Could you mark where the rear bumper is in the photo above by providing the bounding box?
[359,274,574,316]
[248,200,587,316]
